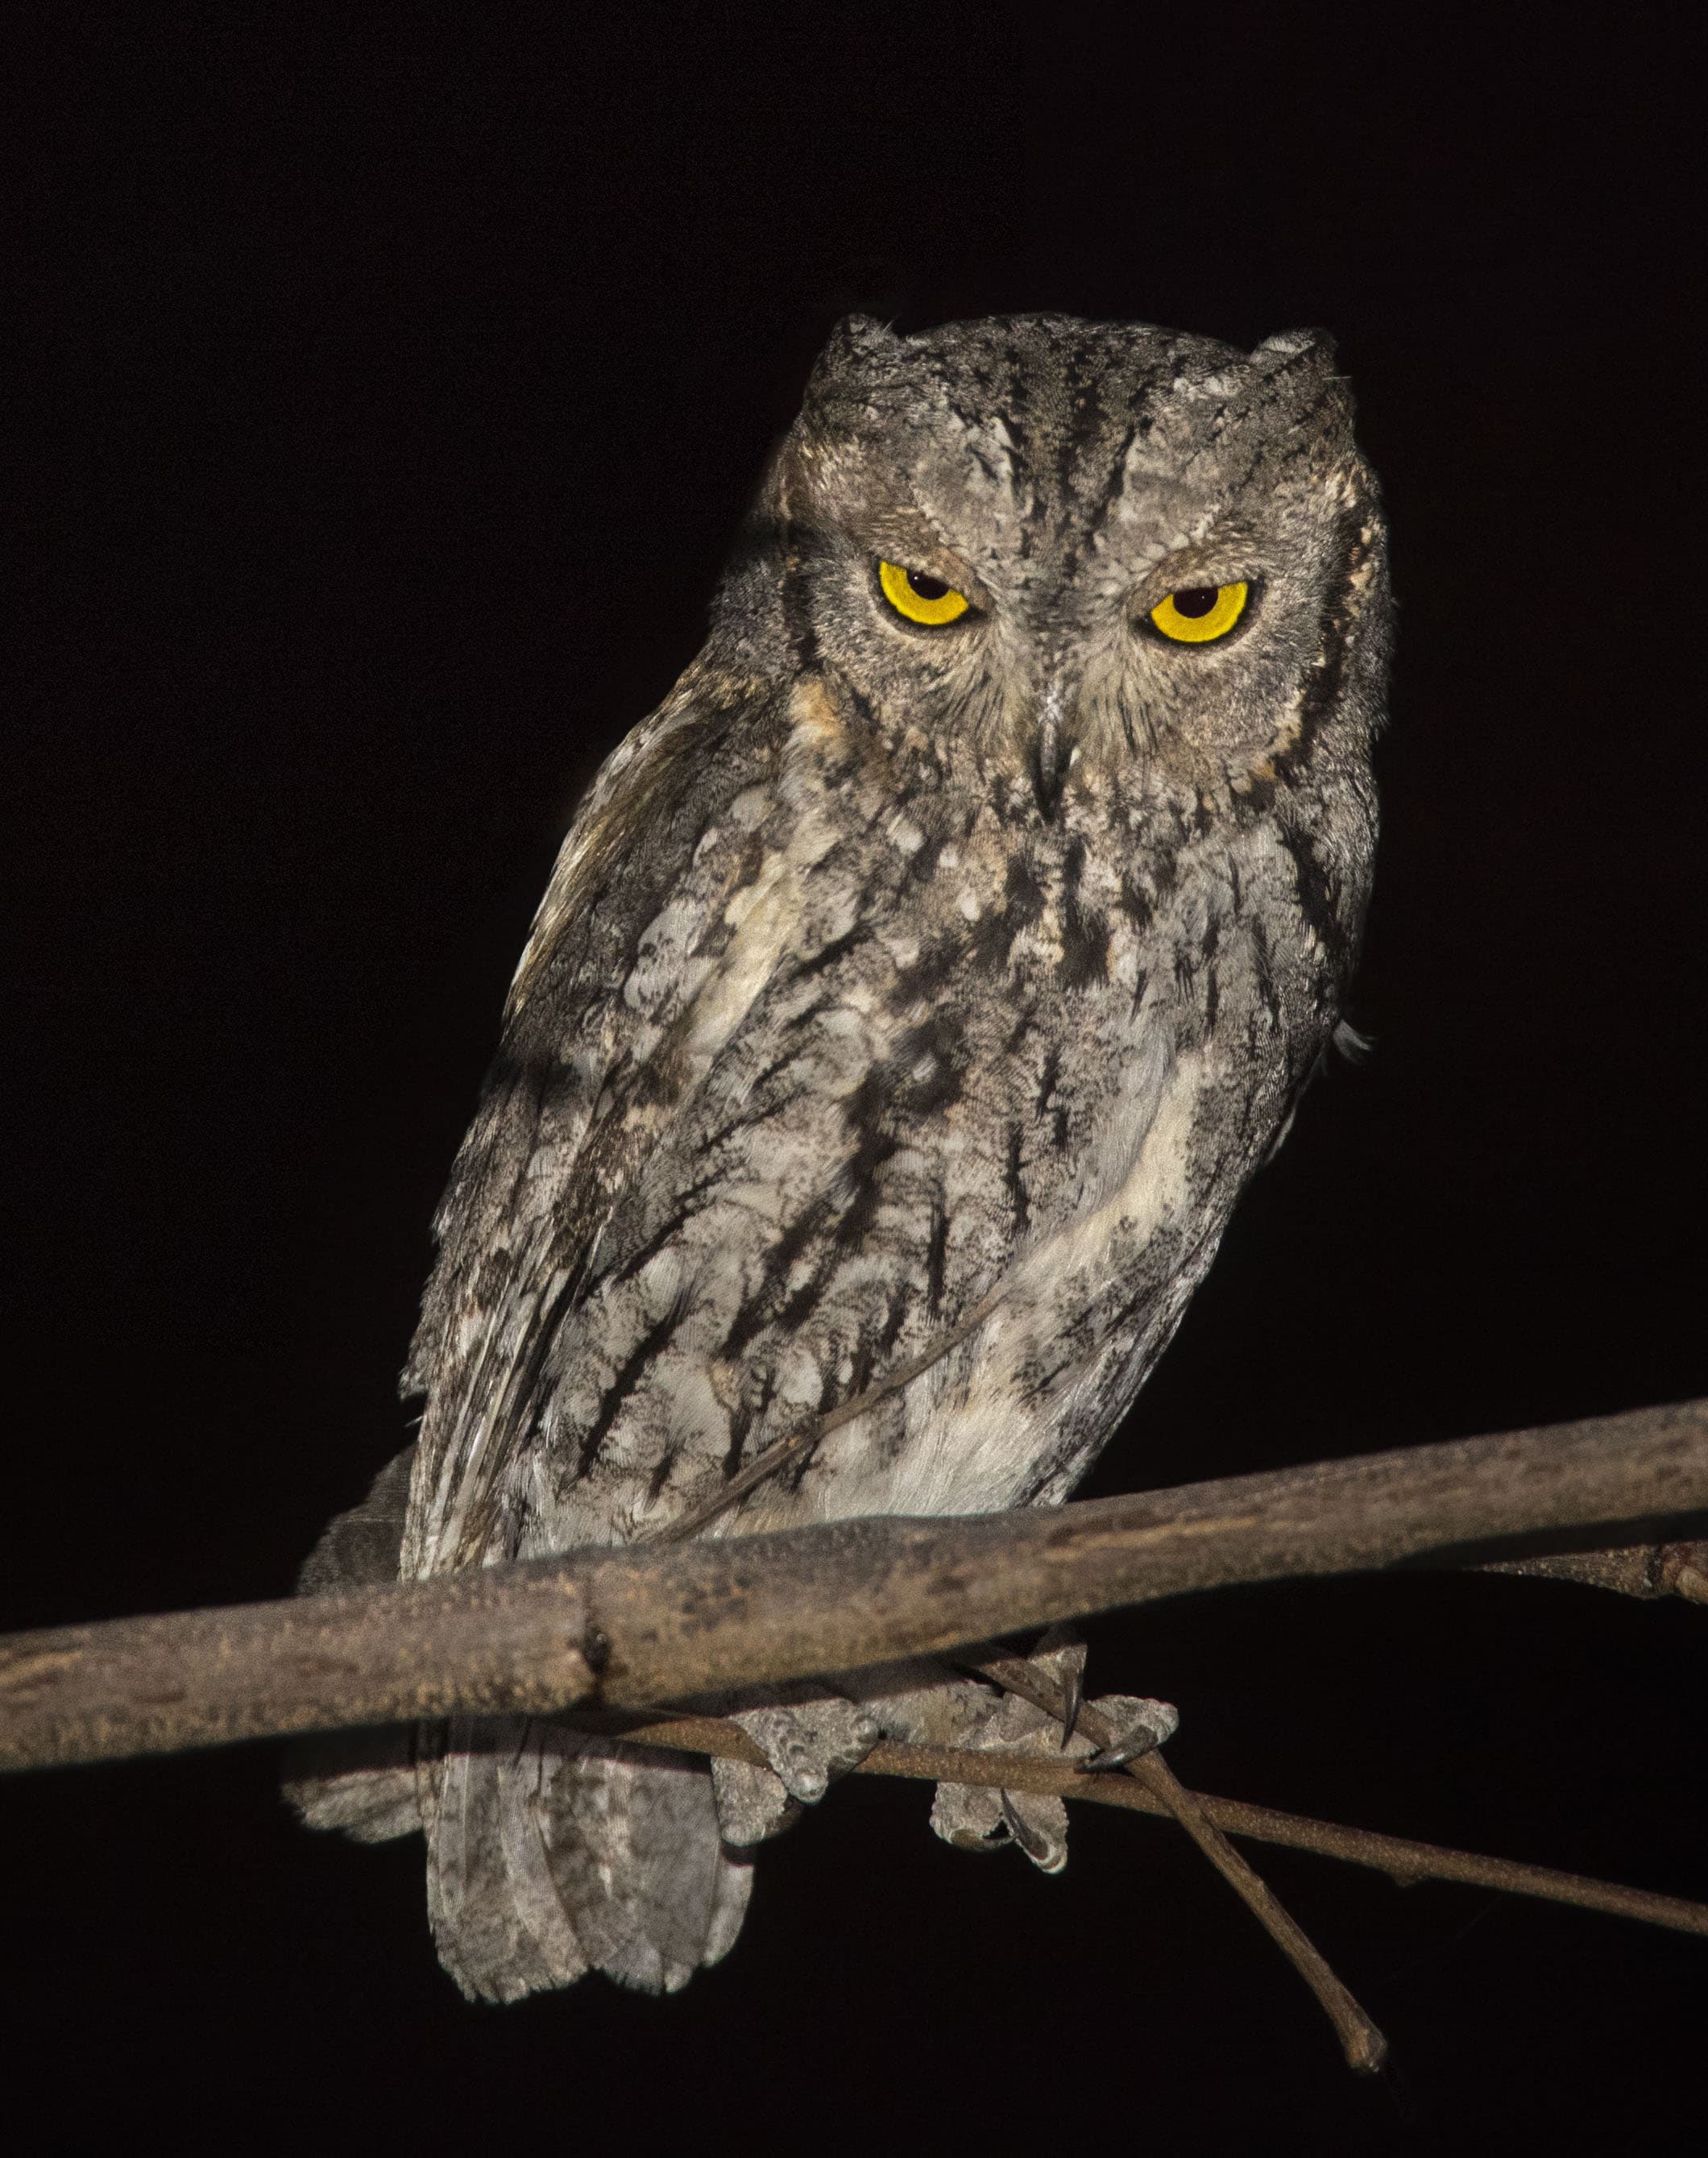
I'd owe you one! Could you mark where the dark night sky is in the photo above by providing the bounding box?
[7,9,1704,2151]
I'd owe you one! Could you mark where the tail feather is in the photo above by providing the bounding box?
[287,1448,754,2002]
[422,1723,585,2002]
[422,1720,752,2002]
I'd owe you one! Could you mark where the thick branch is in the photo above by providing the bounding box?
[2,1396,1706,1774]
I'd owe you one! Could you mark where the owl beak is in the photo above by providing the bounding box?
[1030,679,1077,820]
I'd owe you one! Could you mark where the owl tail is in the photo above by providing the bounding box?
[284,1447,753,2002]
[418,1720,752,2001]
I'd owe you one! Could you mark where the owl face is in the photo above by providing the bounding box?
[747,313,1381,811]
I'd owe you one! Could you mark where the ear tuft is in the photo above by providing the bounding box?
[1254,326,1334,362]
[812,312,901,378]
[833,310,897,347]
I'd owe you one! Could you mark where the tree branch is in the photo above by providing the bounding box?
[604,1714,1708,1940]
[1479,1539,1708,1601]
[2,1396,1704,1775]
[970,1646,1388,2071]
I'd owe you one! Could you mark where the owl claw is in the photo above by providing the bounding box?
[1076,1698,1179,1771]
[999,1792,1051,1862]
[997,1791,1070,1872]
[1078,1737,1157,1772]
[1058,1659,1084,1749]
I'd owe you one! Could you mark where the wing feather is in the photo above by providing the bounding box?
[402,659,794,1575]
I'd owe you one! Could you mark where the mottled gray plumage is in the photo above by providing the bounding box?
[288,312,1391,2001]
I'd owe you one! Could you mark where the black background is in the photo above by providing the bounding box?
[8,9,1704,2152]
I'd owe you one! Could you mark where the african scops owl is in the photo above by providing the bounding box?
[288,312,1392,2002]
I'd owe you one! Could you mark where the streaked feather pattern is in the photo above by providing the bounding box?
[291,312,1391,2000]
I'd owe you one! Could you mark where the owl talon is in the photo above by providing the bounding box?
[1076,1698,1179,1771]
[1058,1659,1084,1749]
[998,1790,1071,1873]
[1079,1739,1156,1772]
[999,1792,1049,1861]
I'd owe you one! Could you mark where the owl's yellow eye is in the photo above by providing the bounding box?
[878,558,972,626]
[1148,581,1250,644]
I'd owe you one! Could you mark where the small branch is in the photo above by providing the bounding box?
[972,1648,1386,2073]
[607,1714,1708,1942]
[2,1396,1706,1774]
[1480,1539,1708,1602]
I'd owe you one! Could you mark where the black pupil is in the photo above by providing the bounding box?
[906,570,949,601]
[1171,587,1220,618]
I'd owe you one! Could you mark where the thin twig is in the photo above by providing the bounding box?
[1480,1538,1708,1602]
[605,1714,1708,1940]
[972,1649,1386,2073]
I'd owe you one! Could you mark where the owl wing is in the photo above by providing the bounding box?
[401,657,798,1575]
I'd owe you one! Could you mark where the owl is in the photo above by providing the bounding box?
[288,312,1392,2002]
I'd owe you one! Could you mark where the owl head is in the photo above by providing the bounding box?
[723,313,1389,817]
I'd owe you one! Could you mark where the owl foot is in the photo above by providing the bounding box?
[838,1632,1178,1875]
[710,1684,882,1848]
[928,1680,1176,1872]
